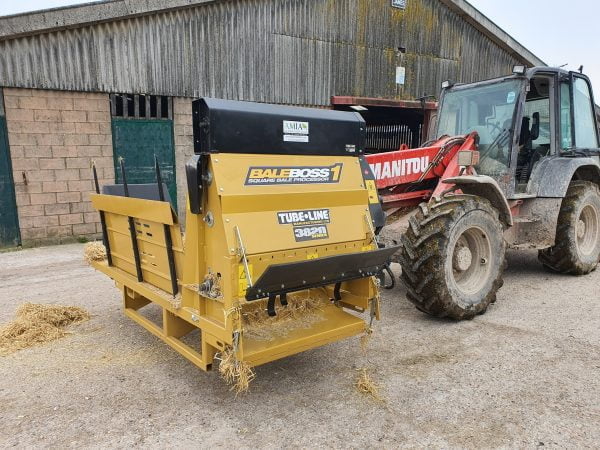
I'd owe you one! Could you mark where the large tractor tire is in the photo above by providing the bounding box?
[538,181,600,275]
[398,195,506,320]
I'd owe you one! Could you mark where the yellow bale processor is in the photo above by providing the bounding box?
[89,98,397,377]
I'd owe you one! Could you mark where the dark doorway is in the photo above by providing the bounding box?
[331,96,437,154]
[110,94,177,208]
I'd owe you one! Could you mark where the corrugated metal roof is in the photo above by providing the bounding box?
[0,0,544,106]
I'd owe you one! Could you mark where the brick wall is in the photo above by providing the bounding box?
[173,97,195,222]
[4,88,115,246]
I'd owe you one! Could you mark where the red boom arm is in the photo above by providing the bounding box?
[365,133,479,209]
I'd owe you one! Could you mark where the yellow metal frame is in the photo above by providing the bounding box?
[91,153,380,371]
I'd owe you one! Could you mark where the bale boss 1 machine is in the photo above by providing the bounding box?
[88,98,397,380]
[88,65,600,382]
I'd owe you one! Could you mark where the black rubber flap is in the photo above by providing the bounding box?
[245,246,400,300]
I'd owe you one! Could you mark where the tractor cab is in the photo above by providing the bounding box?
[436,66,600,198]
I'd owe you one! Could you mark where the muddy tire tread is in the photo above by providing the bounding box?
[399,194,506,320]
[538,181,600,275]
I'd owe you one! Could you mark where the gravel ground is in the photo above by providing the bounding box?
[1,243,599,448]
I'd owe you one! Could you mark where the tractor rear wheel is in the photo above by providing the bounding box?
[538,181,600,274]
[398,195,506,320]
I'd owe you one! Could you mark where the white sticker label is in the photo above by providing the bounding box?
[283,120,309,135]
[284,134,309,143]
[396,66,406,85]
[507,91,516,103]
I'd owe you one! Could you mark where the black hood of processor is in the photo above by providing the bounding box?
[192,97,366,157]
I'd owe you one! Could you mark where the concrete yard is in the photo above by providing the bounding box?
[1,243,598,448]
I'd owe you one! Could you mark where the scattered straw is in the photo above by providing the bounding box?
[360,326,373,353]
[355,368,384,402]
[0,303,90,356]
[217,347,255,394]
[83,241,106,264]
[242,291,326,341]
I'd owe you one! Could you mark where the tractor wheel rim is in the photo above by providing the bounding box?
[577,204,599,256]
[450,227,492,296]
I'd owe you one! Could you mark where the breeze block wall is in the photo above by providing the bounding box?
[173,97,195,223]
[4,88,115,246]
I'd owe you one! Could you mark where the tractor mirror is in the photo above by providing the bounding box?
[530,112,540,140]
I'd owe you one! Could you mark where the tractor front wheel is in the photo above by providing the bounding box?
[538,181,600,274]
[398,195,506,320]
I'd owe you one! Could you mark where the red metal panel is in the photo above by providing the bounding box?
[366,146,441,189]
[366,133,480,210]
[331,96,438,110]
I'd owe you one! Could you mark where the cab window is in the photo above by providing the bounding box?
[560,82,573,149]
[573,77,599,148]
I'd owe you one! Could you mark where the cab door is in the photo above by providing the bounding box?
[515,74,557,194]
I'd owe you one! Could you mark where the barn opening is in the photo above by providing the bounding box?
[331,96,438,153]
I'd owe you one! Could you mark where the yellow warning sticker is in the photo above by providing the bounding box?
[306,252,319,260]
[238,264,253,297]
[362,245,375,252]
[365,179,378,204]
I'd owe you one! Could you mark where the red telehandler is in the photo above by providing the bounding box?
[368,66,600,319]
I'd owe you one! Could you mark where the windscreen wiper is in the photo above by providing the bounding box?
[482,128,511,161]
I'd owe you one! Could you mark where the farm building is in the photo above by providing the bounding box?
[0,0,544,247]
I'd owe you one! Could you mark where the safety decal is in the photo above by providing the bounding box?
[238,264,253,297]
[245,163,343,185]
[293,225,329,242]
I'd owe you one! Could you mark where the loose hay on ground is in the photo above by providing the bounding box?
[83,241,107,264]
[0,303,90,356]
[355,368,384,402]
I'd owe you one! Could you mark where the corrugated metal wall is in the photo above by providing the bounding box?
[0,0,524,106]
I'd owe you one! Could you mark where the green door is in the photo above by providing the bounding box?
[0,116,20,248]
[111,118,177,207]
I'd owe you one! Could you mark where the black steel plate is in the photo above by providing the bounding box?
[103,183,172,205]
[245,246,400,300]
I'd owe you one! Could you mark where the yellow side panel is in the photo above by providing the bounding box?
[211,154,371,254]
[91,194,176,225]
[99,197,184,295]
